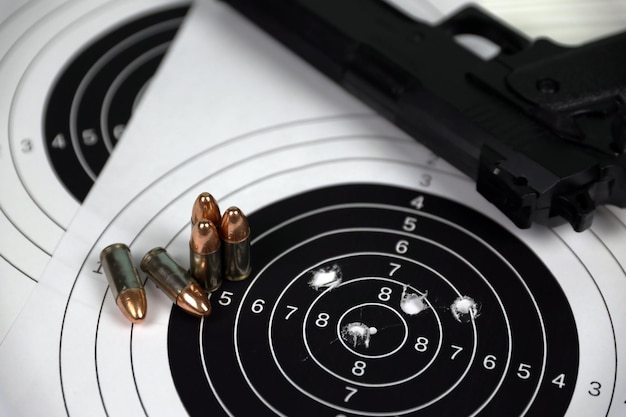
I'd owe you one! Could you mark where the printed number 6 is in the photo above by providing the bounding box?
[395,240,409,254]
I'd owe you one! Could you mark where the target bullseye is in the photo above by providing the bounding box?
[298,275,443,388]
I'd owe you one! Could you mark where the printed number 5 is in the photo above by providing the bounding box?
[402,217,417,232]
[218,291,233,306]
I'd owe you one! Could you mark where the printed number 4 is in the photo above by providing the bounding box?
[552,374,566,389]
[410,196,424,210]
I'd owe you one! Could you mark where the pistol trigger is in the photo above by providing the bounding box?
[552,190,596,232]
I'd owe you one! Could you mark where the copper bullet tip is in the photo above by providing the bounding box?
[191,192,221,226]
[190,219,220,254]
[116,288,147,324]
[220,206,250,243]
[176,282,212,317]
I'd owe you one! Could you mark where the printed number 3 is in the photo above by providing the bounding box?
[589,381,601,397]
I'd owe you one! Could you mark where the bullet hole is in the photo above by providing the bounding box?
[308,264,342,290]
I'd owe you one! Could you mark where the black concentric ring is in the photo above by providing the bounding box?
[44,6,189,202]
[168,183,579,416]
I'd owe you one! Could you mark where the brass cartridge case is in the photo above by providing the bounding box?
[100,243,147,324]
[140,247,211,317]
[220,207,251,281]
[190,219,222,292]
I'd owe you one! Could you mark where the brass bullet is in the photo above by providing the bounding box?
[100,243,147,324]
[220,206,251,281]
[191,192,221,227]
[140,247,211,318]
[190,219,222,292]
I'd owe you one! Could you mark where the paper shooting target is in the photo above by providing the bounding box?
[0,0,189,339]
[53,117,622,417]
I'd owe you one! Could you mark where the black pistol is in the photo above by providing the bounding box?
[222,0,626,231]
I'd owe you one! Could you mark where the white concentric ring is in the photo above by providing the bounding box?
[300,279,442,386]
[262,251,476,414]
[234,224,509,415]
